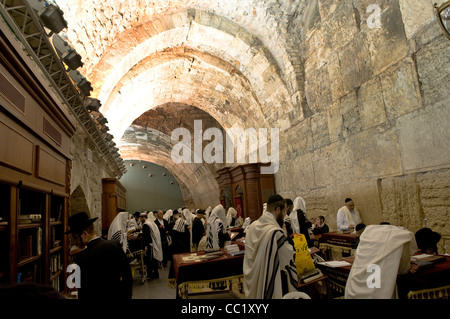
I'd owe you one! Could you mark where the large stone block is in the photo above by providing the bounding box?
[326,100,343,142]
[367,2,409,75]
[416,35,450,108]
[311,140,354,187]
[379,174,423,230]
[396,102,450,172]
[398,0,435,39]
[380,57,422,120]
[311,112,331,149]
[339,31,373,94]
[321,1,359,51]
[357,77,387,130]
[348,126,402,179]
[305,66,333,113]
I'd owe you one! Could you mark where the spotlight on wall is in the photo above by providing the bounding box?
[51,33,83,70]
[96,113,108,126]
[103,133,114,142]
[69,70,93,96]
[100,124,109,134]
[28,0,68,35]
[149,174,153,177]
[106,141,116,148]
[84,98,101,112]
[436,1,450,39]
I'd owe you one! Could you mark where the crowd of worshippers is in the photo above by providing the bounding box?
[106,205,246,280]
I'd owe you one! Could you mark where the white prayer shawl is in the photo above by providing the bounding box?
[163,209,173,221]
[337,206,362,231]
[147,211,156,221]
[226,207,237,228]
[144,220,163,261]
[244,212,297,299]
[205,206,212,219]
[290,197,306,234]
[345,225,415,299]
[206,205,227,250]
[107,211,129,253]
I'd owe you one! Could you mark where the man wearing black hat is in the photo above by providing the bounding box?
[67,212,132,299]
[415,228,441,254]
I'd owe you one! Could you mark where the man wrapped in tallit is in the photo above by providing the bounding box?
[244,195,299,299]
[345,225,418,299]
[289,197,306,235]
[226,207,238,228]
[163,209,173,222]
[337,198,362,232]
[142,213,163,263]
[206,204,230,250]
[107,211,129,253]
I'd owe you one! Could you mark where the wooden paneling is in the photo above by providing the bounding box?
[0,120,33,175]
[36,146,66,186]
[0,73,25,113]
[101,178,127,235]
[216,163,276,221]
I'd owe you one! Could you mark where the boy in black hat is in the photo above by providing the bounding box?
[67,212,132,299]
[415,228,441,254]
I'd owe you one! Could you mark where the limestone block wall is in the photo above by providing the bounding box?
[276,0,450,251]
[70,123,115,235]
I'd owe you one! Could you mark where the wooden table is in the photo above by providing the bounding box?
[168,248,245,299]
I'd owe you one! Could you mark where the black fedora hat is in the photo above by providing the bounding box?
[65,212,98,234]
[415,228,441,250]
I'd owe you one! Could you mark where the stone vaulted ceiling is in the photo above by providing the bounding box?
[57,0,308,207]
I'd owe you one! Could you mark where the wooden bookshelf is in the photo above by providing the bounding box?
[0,22,75,293]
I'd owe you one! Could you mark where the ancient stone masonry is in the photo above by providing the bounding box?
[57,0,449,245]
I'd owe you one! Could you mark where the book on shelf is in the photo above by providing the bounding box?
[18,214,42,224]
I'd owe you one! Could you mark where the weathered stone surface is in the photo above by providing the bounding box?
[398,0,435,39]
[396,102,450,172]
[380,57,422,120]
[366,2,409,76]
[357,77,387,130]
[416,35,450,108]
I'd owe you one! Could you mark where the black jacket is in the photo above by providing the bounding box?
[75,237,132,299]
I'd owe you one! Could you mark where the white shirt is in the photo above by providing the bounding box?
[337,207,362,231]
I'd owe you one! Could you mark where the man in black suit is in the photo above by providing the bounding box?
[154,210,170,266]
[67,212,132,299]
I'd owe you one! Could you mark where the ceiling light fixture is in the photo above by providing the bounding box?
[436,1,450,39]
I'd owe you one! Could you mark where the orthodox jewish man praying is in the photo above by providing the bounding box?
[336,198,362,233]
[67,211,132,299]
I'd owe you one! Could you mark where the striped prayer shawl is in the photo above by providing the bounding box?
[264,230,287,299]
[206,217,224,250]
[174,218,188,233]
[107,211,129,253]
[244,212,297,299]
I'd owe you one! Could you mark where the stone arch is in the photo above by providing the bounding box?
[78,9,301,136]
[120,125,222,209]
[69,185,90,216]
